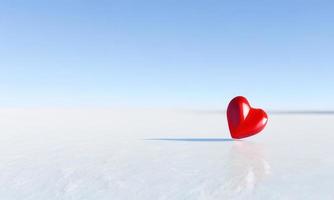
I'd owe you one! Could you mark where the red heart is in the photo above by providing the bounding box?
[227,96,268,139]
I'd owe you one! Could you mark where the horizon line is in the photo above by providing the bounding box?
[192,110,334,115]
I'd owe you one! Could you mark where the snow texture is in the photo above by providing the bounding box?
[0,108,333,199]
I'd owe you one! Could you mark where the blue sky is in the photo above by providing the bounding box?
[1,0,333,109]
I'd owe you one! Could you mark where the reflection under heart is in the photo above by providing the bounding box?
[225,141,271,195]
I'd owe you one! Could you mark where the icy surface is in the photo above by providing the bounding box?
[0,108,333,199]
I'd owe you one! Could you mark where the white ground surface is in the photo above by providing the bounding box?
[0,108,333,200]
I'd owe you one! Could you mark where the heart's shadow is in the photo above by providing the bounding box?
[145,138,236,142]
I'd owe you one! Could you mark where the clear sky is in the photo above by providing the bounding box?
[1,0,333,110]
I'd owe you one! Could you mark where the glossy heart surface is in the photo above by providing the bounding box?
[227,96,268,139]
